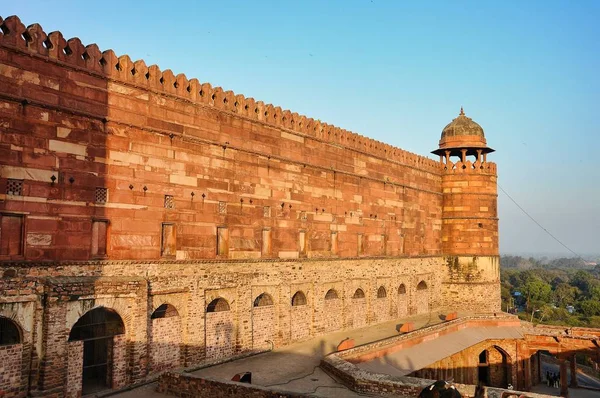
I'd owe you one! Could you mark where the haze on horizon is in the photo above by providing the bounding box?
[5,1,598,256]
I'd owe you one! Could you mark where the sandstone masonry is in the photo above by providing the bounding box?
[0,15,500,397]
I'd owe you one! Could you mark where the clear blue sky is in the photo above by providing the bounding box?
[5,1,599,256]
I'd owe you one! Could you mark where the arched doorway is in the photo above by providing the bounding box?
[397,284,408,317]
[0,316,21,345]
[149,304,182,373]
[374,286,389,323]
[415,280,429,314]
[205,298,234,360]
[68,307,125,395]
[252,293,275,349]
[0,317,23,397]
[290,291,310,341]
[323,289,342,333]
[478,346,511,388]
[351,288,367,328]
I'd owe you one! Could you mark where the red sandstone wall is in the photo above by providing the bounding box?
[442,171,498,256]
[0,15,443,263]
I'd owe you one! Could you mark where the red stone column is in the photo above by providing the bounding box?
[560,359,569,397]
[523,357,531,391]
[537,352,542,385]
[570,354,578,388]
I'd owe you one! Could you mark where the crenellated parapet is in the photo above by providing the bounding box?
[0,15,441,173]
[442,160,497,175]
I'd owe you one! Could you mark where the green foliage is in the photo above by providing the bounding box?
[500,256,600,327]
[552,283,577,307]
[577,300,600,317]
[522,280,552,307]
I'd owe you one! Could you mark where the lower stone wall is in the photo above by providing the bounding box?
[0,256,463,396]
[251,306,276,350]
[205,311,236,360]
[350,297,367,328]
[321,338,553,398]
[397,292,408,317]
[0,343,23,398]
[290,306,310,341]
[373,297,390,323]
[157,372,306,398]
[112,334,128,389]
[65,341,83,398]
[150,316,183,373]
[322,298,342,333]
[440,256,501,313]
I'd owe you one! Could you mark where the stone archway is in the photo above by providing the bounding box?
[351,288,367,328]
[415,280,429,315]
[205,298,234,360]
[149,304,182,373]
[397,284,408,317]
[0,316,20,345]
[68,307,126,396]
[0,316,23,396]
[374,286,389,323]
[478,345,512,388]
[290,291,310,341]
[252,293,276,350]
[323,289,342,333]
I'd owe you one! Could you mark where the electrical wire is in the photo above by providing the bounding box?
[497,184,582,259]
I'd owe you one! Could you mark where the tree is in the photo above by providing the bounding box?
[577,300,600,317]
[571,271,594,296]
[553,283,577,307]
[522,279,552,309]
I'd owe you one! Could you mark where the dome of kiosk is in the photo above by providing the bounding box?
[432,107,494,157]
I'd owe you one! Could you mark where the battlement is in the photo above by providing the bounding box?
[0,15,441,173]
[443,160,497,175]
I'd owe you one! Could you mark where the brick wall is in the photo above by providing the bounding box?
[251,305,276,350]
[111,334,127,389]
[350,297,367,329]
[158,371,306,398]
[321,297,342,333]
[414,287,430,315]
[150,316,182,373]
[0,343,23,398]
[205,311,235,360]
[373,294,390,324]
[65,341,82,398]
[290,305,310,341]
[397,291,408,317]
[488,346,509,387]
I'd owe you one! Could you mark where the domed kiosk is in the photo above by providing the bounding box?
[432,107,494,167]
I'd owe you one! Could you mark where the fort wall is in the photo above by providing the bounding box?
[0,15,500,397]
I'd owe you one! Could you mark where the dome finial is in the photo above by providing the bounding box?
[459,106,465,116]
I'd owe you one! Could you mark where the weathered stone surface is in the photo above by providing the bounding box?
[0,14,504,398]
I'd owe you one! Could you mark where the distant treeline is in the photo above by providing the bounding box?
[500,256,600,327]
[500,255,596,270]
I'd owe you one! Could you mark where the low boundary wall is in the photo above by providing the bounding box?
[157,372,305,398]
[320,315,554,398]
